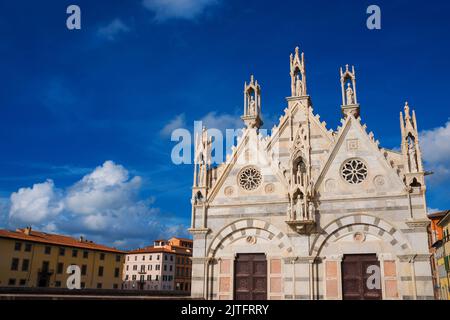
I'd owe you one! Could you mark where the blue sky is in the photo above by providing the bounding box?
[0,0,449,249]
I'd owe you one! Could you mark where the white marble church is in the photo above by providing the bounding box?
[189,47,433,300]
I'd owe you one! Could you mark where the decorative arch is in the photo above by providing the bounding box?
[207,219,294,258]
[311,214,412,257]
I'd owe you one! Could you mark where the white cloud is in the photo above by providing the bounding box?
[200,112,243,133]
[5,161,189,249]
[9,180,63,224]
[142,0,219,21]
[97,19,130,41]
[161,113,186,137]
[420,120,450,185]
[65,160,141,215]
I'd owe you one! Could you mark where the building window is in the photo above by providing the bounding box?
[170,265,173,272]
[8,279,16,286]
[155,275,159,281]
[164,265,167,271]
[97,283,102,289]
[14,242,22,251]
[81,264,87,276]
[100,253,105,260]
[142,255,145,261]
[19,279,26,286]
[22,259,29,272]
[25,243,32,252]
[126,265,129,271]
[140,275,145,281]
[114,268,120,278]
[42,261,49,271]
[57,263,64,274]
[170,255,173,261]
[116,255,121,262]
[125,275,129,281]
[133,265,137,271]
[72,249,78,257]
[132,275,136,281]
[148,275,152,281]
[127,256,130,261]
[134,256,137,261]
[59,247,65,256]
[156,265,160,271]
[165,255,167,261]
[149,255,152,261]
[148,265,152,271]
[83,251,88,259]
[55,281,61,287]
[157,255,160,260]
[44,246,51,255]
[141,265,145,272]
[11,258,19,271]
[98,266,104,277]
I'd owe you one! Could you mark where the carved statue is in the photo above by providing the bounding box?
[295,74,303,97]
[249,96,256,115]
[408,140,418,172]
[296,163,303,186]
[346,83,355,105]
[296,195,304,220]
[308,201,314,220]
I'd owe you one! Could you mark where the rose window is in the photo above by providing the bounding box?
[341,159,368,184]
[238,166,262,191]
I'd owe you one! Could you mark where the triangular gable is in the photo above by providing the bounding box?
[315,115,405,196]
[207,128,288,204]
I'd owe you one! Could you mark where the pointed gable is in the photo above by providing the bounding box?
[315,115,405,198]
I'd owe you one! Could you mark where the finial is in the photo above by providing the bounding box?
[250,74,254,83]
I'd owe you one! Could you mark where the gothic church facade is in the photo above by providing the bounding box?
[189,47,433,300]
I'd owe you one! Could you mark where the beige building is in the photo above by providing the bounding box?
[0,227,125,289]
[189,47,434,300]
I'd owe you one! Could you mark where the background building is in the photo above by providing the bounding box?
[122,237,192,292]
[428,210,448,299]
[169,237,193,293]
[0,227,124,289]
[436,211,450,299]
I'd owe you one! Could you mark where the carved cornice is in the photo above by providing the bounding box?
[188,228,211,235]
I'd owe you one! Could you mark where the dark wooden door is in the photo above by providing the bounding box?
[342,254,382,300]
[234,253,267,300]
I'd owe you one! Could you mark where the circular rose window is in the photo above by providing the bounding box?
[341,159,368,184]
[238,166,262,191]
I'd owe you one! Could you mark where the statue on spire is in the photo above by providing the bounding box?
[290,46,307,97]
[340,64,359,118]
[241,75,263,129]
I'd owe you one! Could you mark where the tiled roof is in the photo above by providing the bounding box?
[128,246,175,254]
[0,228,125,253]
[428,210,449,219]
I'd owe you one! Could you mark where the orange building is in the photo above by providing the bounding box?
[428,210,450,299]
[169,237,193,293]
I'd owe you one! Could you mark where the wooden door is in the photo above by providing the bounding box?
[342,254,382,300]
[234,253,267,300]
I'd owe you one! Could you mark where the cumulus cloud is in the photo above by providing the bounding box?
[142,0,219,21]
[97,19,130,41]
[420,120,450,185]
[9,180,63,224]
[5,161,189,249]
[200,112,243,133]
[161,113,186,137]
